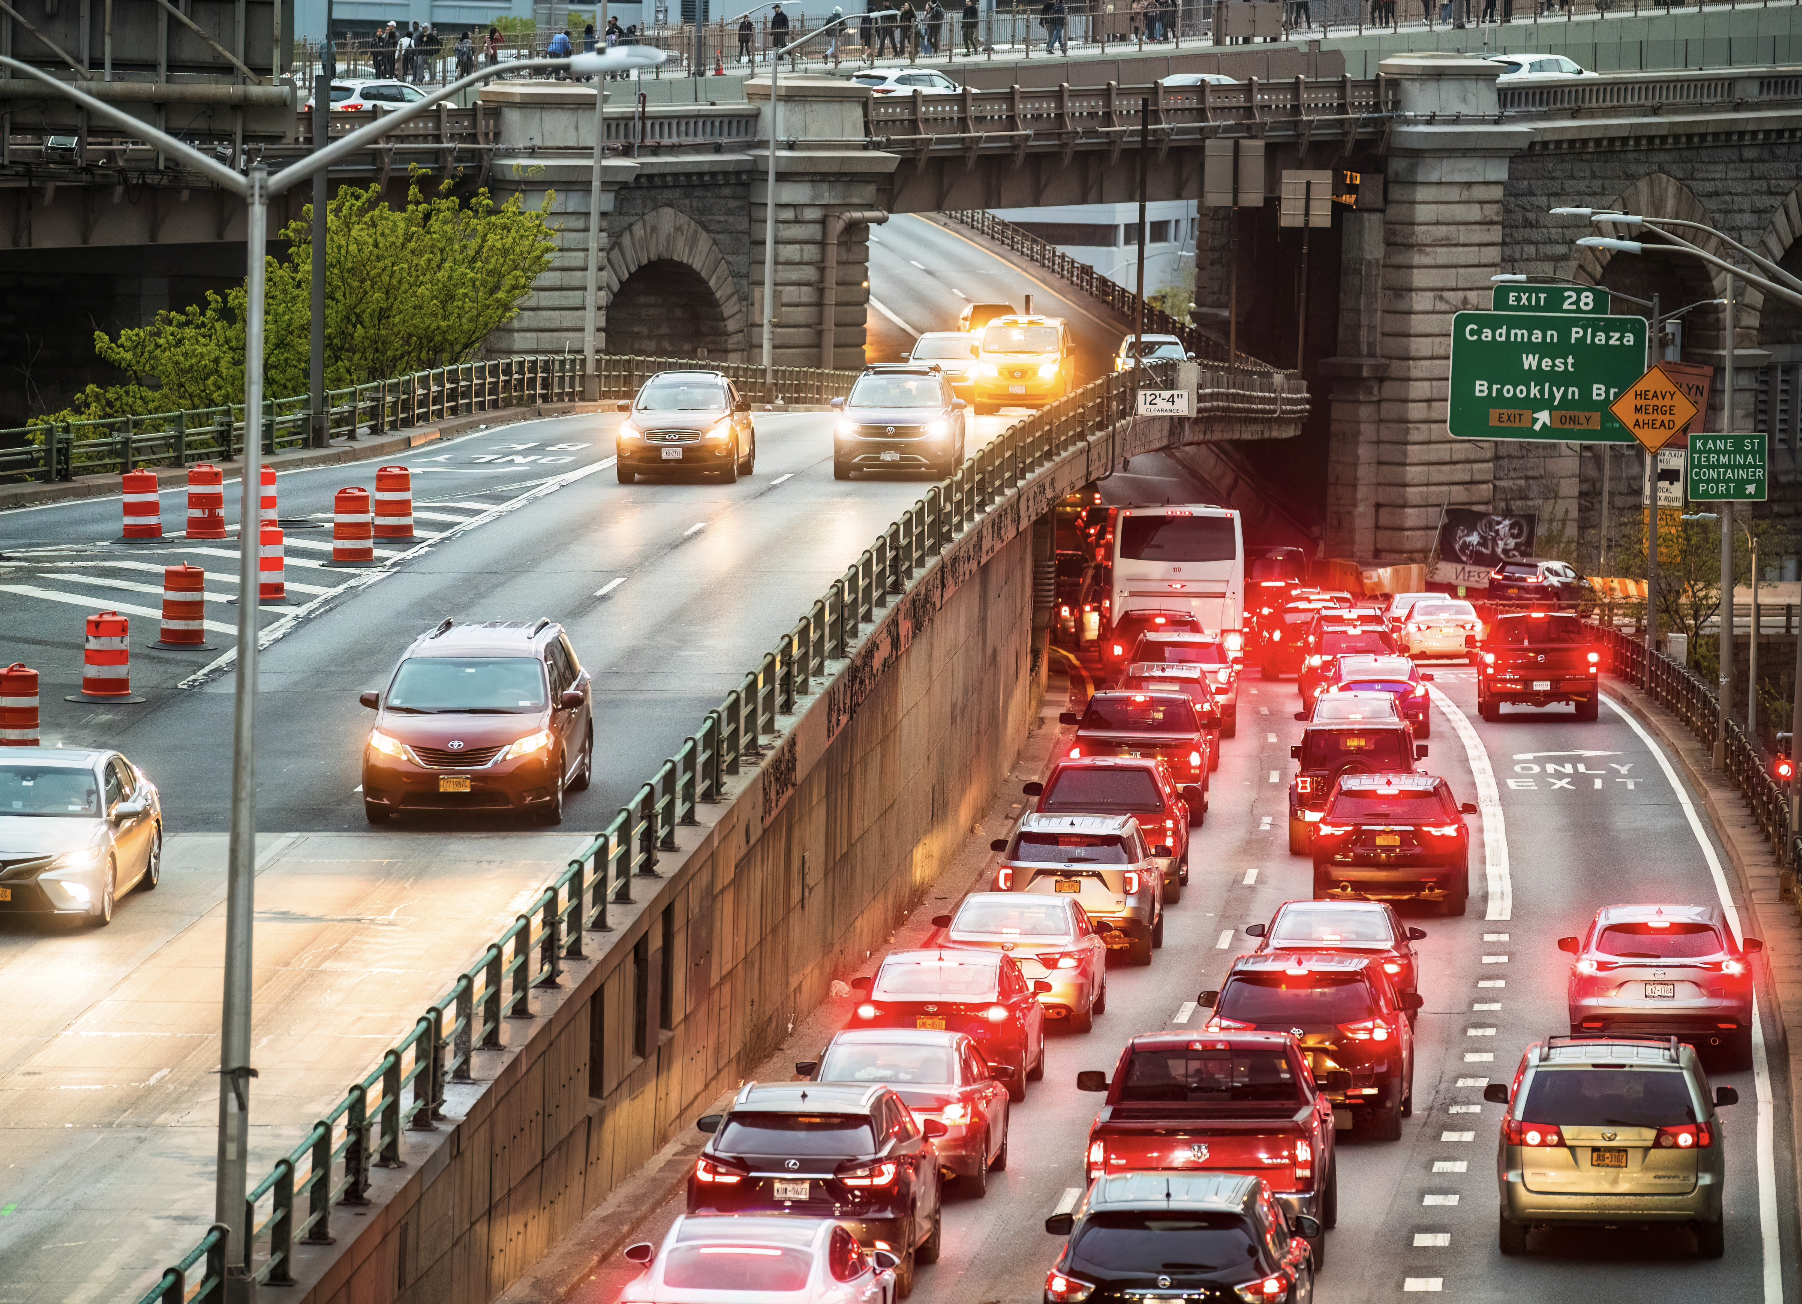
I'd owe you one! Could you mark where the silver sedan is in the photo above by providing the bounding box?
[0,749,162,926]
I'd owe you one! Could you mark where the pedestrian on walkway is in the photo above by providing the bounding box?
[860,6,875,52]
[962,0,980,52]
[925,0,944,52]
[770,2,791,53]
[582,20,595,51]
[484,25,502,65]
[455,30,476,76]
[827,6,845,58]
[1043,0,1067,51]
[739,13,755,59]
[897,0,917,56]
[877,2,901,56]
[547,25,572,76]
[1129,0,1145,40]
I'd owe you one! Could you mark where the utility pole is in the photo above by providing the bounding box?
[310,76,329,447]
[1645,292,1660,669]
[1133,96,1148,390]
[1715,282,1736,768]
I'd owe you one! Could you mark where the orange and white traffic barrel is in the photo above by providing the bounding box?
[80,612,132,697]
[260,465,278,524]
[260,526,286,601]
[332,487,375,564]
[121,469,162,541]
[185,463,226,540]
[373,465,415,539]
[157,565,208,648]
[0,663,38,746]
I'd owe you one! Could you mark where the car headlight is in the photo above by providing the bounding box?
[368,729,406,758]
[1037,362,1059,379]
[39,874,92,906]
[49,846,105,873]
[618,420,641,440]
[978,362,1000,378]
[704,418,733,443]
[836,420,858,437]
[504,729,554,760]
[925,420,949,438]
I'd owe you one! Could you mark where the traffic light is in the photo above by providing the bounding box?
[1776,732,1795,782]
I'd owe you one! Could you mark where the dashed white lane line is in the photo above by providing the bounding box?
[1484,932,1509,941]
[1266,732,1277,743]
[1477,979,1505,988]
[1267,770,1279,783]
[1473,1002,1501,1011]
[595,578,626,599]
[684,522,707,537]
[869,298,921,338]
[1172,1001,1196,1024]
[1421,1194,1459,1206]
[1429,683,1511,920]
[908,259,928,270]
[1457,1078,1487,1087]
[1441,1131,1474,1142]
[1214,929,1233,950]
[1258,816,1272,831]
[1258,706,1269,715]
[771,473,795,485]
[1403,1280,1444,1293]
[1242,867,1258,885]
[951,287,968,299]
[1462,1054,1493,1064]
[1432,1161,1468,1173]
[1414,1233,1451,1247]
[1448,1104,1482,1113]
[1466,1027,1496,1037]
[1052,1187,1082,1216]
[1605,693,1781,1304]
[1481,954,1509,964]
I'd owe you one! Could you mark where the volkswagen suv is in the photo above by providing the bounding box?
[832,365,967,478]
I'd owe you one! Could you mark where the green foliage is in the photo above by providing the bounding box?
[40,171,556,427]
[1147,265,1196,321]
[490,15,536,37]
[1611,508,1791,652]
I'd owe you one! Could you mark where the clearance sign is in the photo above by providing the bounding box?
[1447,310,1649,443]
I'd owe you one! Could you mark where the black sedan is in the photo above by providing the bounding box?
[615,369,757,484]
[0,749,162,926]
[831,365,968,478]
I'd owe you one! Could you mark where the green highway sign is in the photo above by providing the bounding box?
[1687,433,1768,501]
[1447,310,1649,443]
[1492,284,1613,315]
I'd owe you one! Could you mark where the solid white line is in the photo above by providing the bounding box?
[34,558,334,596]
[1603,693,1778,1302]
[422,500,496,511]
[411,510,481,523]
[595,578,626,598]
[1428,685,1511,921]
[1242,867,1258,885]
[869,297,921,339]
[771,473,795,485]
[1214,929,1233,950]
[684,522,707,537]
[1172,1001,1196,1025]
[0,585,239,635]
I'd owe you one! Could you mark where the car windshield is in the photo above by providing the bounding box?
[1302,730,1410,770]
[1216,973,1376,1025]
[1118,515,1236,563]
[662,1246,814,1292]
[953,898,1074,936]
[386,657,546,713]
[1328,789,1447,820]
[1311,697,1398,722]
[1520,1068,1697,1128]
[717,1113,875,1156]
[1126,340,1185,358]
[819,1043,957,1083]
[0,763,100,816]
[1118,1050,1304,1104]
[1082,698,1199,733]
[1320,631,1398,656]
[1411,602,1476,620]
[1269,904,1396,946]
[1595,922,1724,959]
[849,375,943,408]
[1142,641,1227,666]
[913,337,979,361]
[1041,767,1163,813]
[1495,615,1586,646]
[636,380,728,412]
[981,323,1060,353]
[1012,832,1132,865]
[873,959,1000,1000]
[1070,1212,1260,1272]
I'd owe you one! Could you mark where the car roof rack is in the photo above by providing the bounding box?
[1540,1033,1680,1062]
[427,618,455,638]
[530,617,552,637]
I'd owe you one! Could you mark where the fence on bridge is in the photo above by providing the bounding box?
[124,355,1302,1304]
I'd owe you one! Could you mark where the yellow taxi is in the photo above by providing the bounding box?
[973,314,1074,413]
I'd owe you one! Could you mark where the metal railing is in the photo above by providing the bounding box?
[127,355,1302,1302]
[0,354,859,488]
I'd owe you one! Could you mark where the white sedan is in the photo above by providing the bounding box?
[1397,598,1484,659]
[1489,53,1595,80]
[1112,332,1193,372]
[1160,72,1239,86]
[622,1216,898,1304]
[302,79,431,112]
[851,68,961,95]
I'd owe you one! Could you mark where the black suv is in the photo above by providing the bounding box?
[831,365,968,478]
[690,1082,945,1297]
[615,369,757,484]
[1202,953,1420,1140]
[1488,558,1590,610]
[1042,1171,1318,1304]
[1286,718,1424,855]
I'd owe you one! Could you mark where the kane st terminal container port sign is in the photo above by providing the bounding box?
[1447,310,1648,443]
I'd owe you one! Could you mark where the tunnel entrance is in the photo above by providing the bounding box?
[606,259,731,361]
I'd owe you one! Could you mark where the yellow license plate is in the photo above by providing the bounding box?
[1591,1148,1628,1168]
[1055,880,1082,893]
[916,1016,946,1030]
[438,776,471,793]
[0,887,9,901]
[1375,834,1400,846]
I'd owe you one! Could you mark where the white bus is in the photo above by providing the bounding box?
[1110,505,1245,650]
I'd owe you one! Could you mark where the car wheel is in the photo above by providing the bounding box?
[1260,661,1278,681]
[1479,695,1500,722]
[1070,991,1095,1033]
[1028,1034,1045,1080]
[1006,1066,1027,1103]
[833,457,852,480]
[570,727,594,792]
[916,1205,942,1264]
[1164,872,1182,906]
[538,777,565,827]
[1401,1090,1413,1119]
[89,859,116,928]
[964,1139,989,1197]
[1151,912,1165,949]
[141,825,162,891]
[1498,1216,1529,1256]
[894,1239,916,1299]
[1289,818,1310,856]
[1178,851,1189,885]
[1695,1219,1725,1258]
[990,1120,1009,1170]
[1130,933,1153,967]
[1443,888,1469,917]
[1222,714,1236,739]
[1575,695,1599,722]
[616,463,636,484]
[1209,746,1220,773]
[364,800,390,824]
[740,435,756,475]
[1719,1029,1754,1072]
[1322,1162,1338,1229]
[718,444,739,484]
[1307,1230,1327,1270]
[1093,978,1107,1016]
[1369,1098,1403,1142]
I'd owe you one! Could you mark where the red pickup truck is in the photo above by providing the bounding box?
[1476,610,1602,722]
[1075,1032,1338,1261]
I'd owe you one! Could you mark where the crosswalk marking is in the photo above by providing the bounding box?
[0,585,240,635]
[412,510,484,523]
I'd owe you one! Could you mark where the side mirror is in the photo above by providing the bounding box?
[990,839,1009,853]
[1407,927,1428,941]
[558,689,585,710]
[931,914,953,929]
[1033,979,1054,993]
[1743,938,1765,954]
[697,1114,723,1133]
[359,690,380,709]
[921,1118,948,1139]
[1400,992,1424,1012]
[615,400,631,413]
[111,798,147,823]
[850,975,873,991]
[829,397,845,410]
[1244,923,1267,937]
[1460,802,1479,814]
[989,1062,1017,1081]
[1294,712,1308,722]
[1045,1212,1075,1236]
[873,1250,900,1272]
[1023,781,1044,796]
[624,1242,656,1265]
[1197,989,1219,1007]
[1076,1070,1108,1092]
[1059,711,1081,725]
[1716,1085,1740,1106]
[1181,785,1204,803]
[1421,673,1435,682]
[1483,1083,1510,1105]
[1416,744,1429,760]
[1154,844,1173,857]
[953,399,969,410]
[795,1060,819,1078]
[1290,745,1302,760]
[1556,936,1580,954]
[1290,1214,1322,1241]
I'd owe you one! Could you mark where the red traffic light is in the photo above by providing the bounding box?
[1776,756,1796,782]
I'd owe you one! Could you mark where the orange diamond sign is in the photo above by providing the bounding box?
[1608,365,1701,453]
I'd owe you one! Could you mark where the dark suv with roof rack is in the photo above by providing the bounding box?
[1286,718,1425,856]
[615,369,757,483]
[831,365,968,479]
[1312,772,1477,916]
[358,618,593,825]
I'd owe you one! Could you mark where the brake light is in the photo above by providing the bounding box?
[856,1003,879,1019]
[1113,644,1125,656]
[1339,1017,1391,1043]
[985,1004,1010,1023]
[1316,822,1352,837]
[841,1161,900,1186]
[1043,952,1081,969]
[1421,824,1462,837]
[1574,958,1599,976]
[1123,871,1142,894]
[1721,958,1748,977]
[1656,1122,1712,1149]
[1587,651,1600,664]
[1412,683,1428,697]
[694,1157,745,1183]
[1293,1137,1312,1178]
[1296,776,1314,795]
[1224,631,1243,652]
[1069,747,1081,758]
[1060,604,1071,617]
[1189,750,1203,769]
[1504,1120,1564,1147]
[1483,653,1495,665]
[1087,1139,1106,1177]
[1234,1272,1290,1301]
[1383,962,1402,974]
[997,867,1014,890]
[1047,1271,1096,1302]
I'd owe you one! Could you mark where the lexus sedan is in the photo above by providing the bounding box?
[0,749,162,926]
[615,369,757,484]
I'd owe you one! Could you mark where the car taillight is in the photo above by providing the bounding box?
[1504,1120,1564,1147]
[1112,643,1124,657]
[1040,952,1080,969]
[1483,653,1495,665]
[1123,871,1141,894]
[1060,604,1071,617]
[1046,1270,1096,1302]
[1086,1139,1106,1177]
[694,1157,745,1183]
[1316,822,1352,837]
[939,1100,971,1124]
[1339,1017,1391,1043]
[1412,683,1428,697]
[1296,776,1314,794]
[842,1161,900,1186]
[856,1002,879,1019]
[1587,651,1600,663]
[1189,750,1203,769]
[1574,957,1599,975]
[1308,655,1324,666]
[1234,1271,1290,1301]
[997,867,1014,890]
[1383,962,1402,974]
[1204,1015,1254,1031]
[1421,824,1462,837]
[1721,958,1748,977]
[985,1004,1010,1023]
[1069,747,1081,758]
[1293,1137,1312,1179]
[1656,1123,1712,1149]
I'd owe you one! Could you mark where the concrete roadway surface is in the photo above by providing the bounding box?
[534,664,1797,1304]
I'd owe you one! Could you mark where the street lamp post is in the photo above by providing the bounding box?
[0,43,664,1294]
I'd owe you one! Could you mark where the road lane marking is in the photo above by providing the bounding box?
[1448,1106,1482,1114]
[1481,955,1508,963]
[869,298,921,338]
[1259,706,1269,715]
[1466,1027,1496,1036]
[908,259,927,270]
[1604,693,1780,1303]
[1429,684,1511,920]
[771,473,795,485]
[595,578,626,598]
[952,287,968,299]
[1457,1078,1486,1087]
[1242,868,1258,885]
[1052,1187,1082,1216]
[1414,1233,1451,1247]
[1215,929,1233,949]
[1421,1194,1458,1206]
[1259,816,1272,830]
[1473,1003,1501,1011]
[1403,1280,1444,1292]
[1462,1054,1493,1063]
[1441,1131,1474,1142]
[1483,932,1509,941]
[412,510,480,523]
[1173,1001,1196,1024]
[1266,732,1277,742]
[1267,770,1279,783]
[684,522,707,536]
[1477,979,1504,988]
[1432,1161,1468,1174]
[0,585,241,635]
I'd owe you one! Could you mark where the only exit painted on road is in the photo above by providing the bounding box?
[1448,310,1649,442]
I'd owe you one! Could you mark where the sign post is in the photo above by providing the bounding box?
[1687,433,1768,502]
[1447,311,1648,442]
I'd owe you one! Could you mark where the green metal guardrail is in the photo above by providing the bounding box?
[127,358,1310,1302]
[0,354,861,487]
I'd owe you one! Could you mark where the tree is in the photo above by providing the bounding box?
[40,172,556,425]
[1612,505,1790,658]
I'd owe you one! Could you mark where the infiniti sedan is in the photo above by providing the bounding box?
[0,750,162,926]
[832,365,968,478]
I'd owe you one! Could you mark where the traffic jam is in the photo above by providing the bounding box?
[609,495,1775,1304]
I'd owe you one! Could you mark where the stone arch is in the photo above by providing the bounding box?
[600,206,748,361]
[1751,182,1802,357]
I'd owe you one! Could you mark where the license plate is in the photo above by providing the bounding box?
[0,887,9,901]
[916,1016,947,1030]
[1375,834,1401,847]
[1055,879,1082,893]
[1645,981,1676,998]
[661,447,683,460]
[1532,680,1552,691]
[881,450,901,462]
[1591,1148,1628,1168]
[772,1179,809,1200]
[439,776,471,793]
[1009,385,1026,394]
